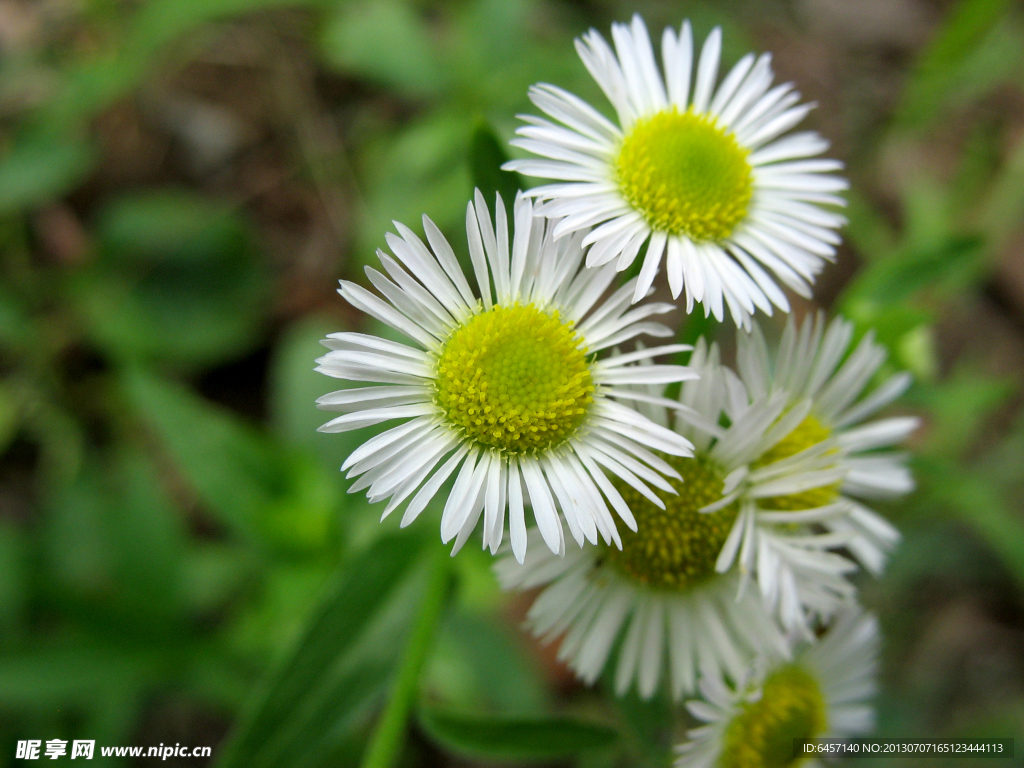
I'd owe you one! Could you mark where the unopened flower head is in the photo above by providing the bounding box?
[505,15,847,326]
[676,608,880,768]
[316,191,696,562]
[494,340,860,700]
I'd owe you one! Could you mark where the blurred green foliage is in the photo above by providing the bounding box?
[418,707,619,762]
[0,0,1022,766]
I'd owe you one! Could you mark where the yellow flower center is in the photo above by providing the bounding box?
[615,108,753,242]
[433,304,594,454]
[754,415,841,511]
[719,664,827,768]
[602,454,739,590]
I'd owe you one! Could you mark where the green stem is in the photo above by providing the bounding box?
[359,547,452,768]
[664,312,718,401]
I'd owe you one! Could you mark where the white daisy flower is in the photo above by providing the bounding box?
[493,341,854,700]
[495,530,790,702]
[504,15,847,326]
[676,608,880,768]
[315,190,696,562]
[729,313,919,582]
[635,339,860,634]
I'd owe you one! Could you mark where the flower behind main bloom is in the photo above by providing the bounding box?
[315,191,696,562]
[676,608,880,768]
[494,314,917,698]
[493,340,856,700]
[505,15,847,326]
[723,313,920,587]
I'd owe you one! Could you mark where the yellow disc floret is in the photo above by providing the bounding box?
[615,108,753,242]
[603,454,739,590]
[754,415,841,511]
[718,664,827,768]
[433,303,594,454]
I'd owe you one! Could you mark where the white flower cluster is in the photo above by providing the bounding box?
[316,14,918,765]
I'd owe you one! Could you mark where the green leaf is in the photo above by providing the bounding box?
[43,450,187,628]
[269,314,363,472]
[909,365,1016,459]
[122,368,269,540]
[897,0,1014,128]
[105,450,189,621]
[469,121,525,218]
[0,287,29,351]
[840,235,985,308]
[0,647,153,710]
[0,522,27,638]
[418,707,618,762]
[843,189,898,262]
[180,543,250,614]
[268,314,393,545]
[841,301,930,357]
[97,190,250,264]
[979,414,1024,492]
[0,380,21,456]
[426,609,547,717]
[76,190,268,364]
[980,130,1024,246]
[919,456,1024,590]
[122,368,338,551]
[43,469,110,600]
[74,268,266,366]
[0,135,96,212]
[319,0,441,96]
[610,686,674,768]
[225,561,335,669]
[949,122,1003,218]
[895,324,938,383]
[215,534,435,768]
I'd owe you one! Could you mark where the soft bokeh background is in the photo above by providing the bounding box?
[0,0,1023,765]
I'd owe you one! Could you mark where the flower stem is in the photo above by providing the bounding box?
[358,546,452,768]
[665,312,718,401]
